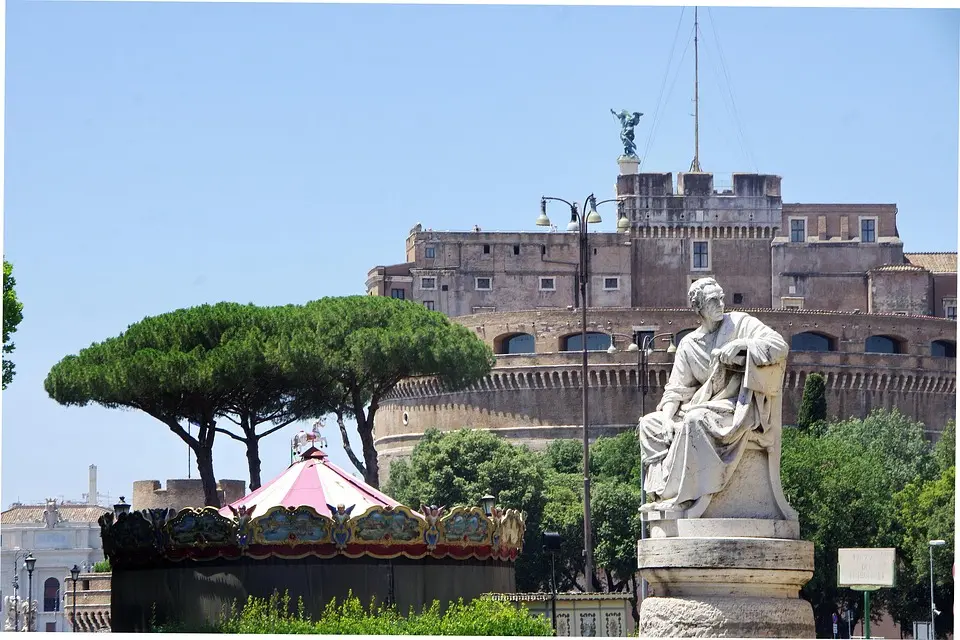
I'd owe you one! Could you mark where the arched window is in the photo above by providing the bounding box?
[931,340,956,358]
[43,577,60,612]
[562,332,612,352]
[791,332,836,352]
[494,333,535,355]
[865,335,903,355]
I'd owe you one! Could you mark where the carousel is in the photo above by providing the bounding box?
[100,423,526,632]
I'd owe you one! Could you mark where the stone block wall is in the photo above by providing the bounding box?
[132,479,247,511]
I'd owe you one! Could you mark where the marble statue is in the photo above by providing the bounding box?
[3,595,18,631]
[637,277,789,513]
[611,109,643,158]
[40,498,62,528]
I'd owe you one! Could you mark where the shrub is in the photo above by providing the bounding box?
[92,559,110,573]
[154,591,553,635]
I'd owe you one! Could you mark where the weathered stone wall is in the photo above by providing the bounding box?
[869,267,932,315]
[374,308,956,485]
[132,479,247,511]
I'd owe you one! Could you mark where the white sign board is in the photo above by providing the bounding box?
[838,548,896,588]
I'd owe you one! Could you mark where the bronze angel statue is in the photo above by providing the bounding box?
[611,109,643,158]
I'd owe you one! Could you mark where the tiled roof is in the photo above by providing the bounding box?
[871,264,927,272]
[905,253,957,274]
[1,504,110,525]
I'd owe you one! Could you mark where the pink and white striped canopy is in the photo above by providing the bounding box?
[219,447,402,518]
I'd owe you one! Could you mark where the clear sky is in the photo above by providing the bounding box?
[2,2,958,509]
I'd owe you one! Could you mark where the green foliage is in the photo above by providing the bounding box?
[92,559,110,573]
[825,408,936,488]
[890,466,955,636]
[3,259,24,390]
[384,428,547,591]
[153,591,552,635]
[44,303,272,506]
[934,420,955,473]
[781,427,897,636]
[277,296,494,486]
[796,372,827,432]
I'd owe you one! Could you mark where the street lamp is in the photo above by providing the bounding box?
[538,193,630,593]
[542,531,562,635]
[24,553,36,632]
[480,494,497,517]
[70,565,80,633]
[929,539,946,639]
[114,496,131,516]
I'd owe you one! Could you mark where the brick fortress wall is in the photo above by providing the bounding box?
[373,308,956,484]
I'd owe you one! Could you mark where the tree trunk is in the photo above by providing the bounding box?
[194,448,221,507]
[246,436,262,491]
[359,418,380,488]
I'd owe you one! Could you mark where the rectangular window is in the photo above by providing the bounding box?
[944,298,957,320]
[513,245,520,255]
[692,241,710,270]
[425,245,436,259]
[390,289,405,300]
[860,218,877,243]
[733,293,744,305]
[423,301,435,311]
[780,296,804,310]
[476,277,492,291]
[483,244,490,254]
[789,218,806,243]
[539,277,556,291]
[420,277,436,290]
[603,277,620,290]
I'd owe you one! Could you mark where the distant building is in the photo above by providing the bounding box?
[0,465,110,632]
[366,167,957,482]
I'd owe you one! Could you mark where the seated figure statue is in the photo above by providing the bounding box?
[637,277,789,514]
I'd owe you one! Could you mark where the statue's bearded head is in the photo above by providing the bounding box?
[689,277,725,322]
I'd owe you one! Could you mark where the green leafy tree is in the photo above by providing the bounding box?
[796,372,827,432]
[933,420,955,473]
[384,428,548,591]
[781,427,898,637]
[45,303,291,505]
[889,466,955,636]
[826,409,936,489]
[277,296,494,488]
[3,259,24,390]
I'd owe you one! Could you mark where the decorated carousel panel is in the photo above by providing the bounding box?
[100,425,526,631]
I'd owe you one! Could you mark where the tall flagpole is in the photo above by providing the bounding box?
[690,6,702,172]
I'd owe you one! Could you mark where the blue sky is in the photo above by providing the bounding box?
[3,3,958,508]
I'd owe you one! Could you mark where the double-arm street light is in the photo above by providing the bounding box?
[608,331,676,604]
[929,539,946,639]
[537,193,630,593]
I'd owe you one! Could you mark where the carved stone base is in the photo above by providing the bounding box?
[639,595,815,638]
[637,536,815,638]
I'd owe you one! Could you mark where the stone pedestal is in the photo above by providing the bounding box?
[636,534,815,637]
[618,155,639,175]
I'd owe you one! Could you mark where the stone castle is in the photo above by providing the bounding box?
[366,165,956,483]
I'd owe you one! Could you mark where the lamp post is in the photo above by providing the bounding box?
[929,539,946,639]
[114,496,131,516]
[13,574,19,632]
[24,553,36,632]
[538,194,630,593]
[542,531,562,635]
[70,565,80,633]
[608,331,675,605]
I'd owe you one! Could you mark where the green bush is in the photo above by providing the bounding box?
[153,591,553,635]
[92,559,110,573]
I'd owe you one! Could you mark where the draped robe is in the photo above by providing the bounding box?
[637,311,788,511]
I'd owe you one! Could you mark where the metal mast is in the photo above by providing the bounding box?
[689,6,702,172]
